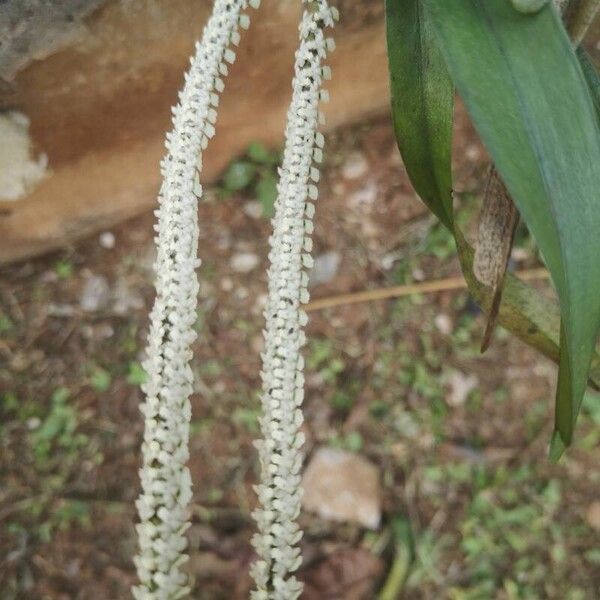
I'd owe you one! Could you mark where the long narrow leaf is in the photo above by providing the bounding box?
[577,48,600,122]
[473,167,519,351]
[425,0,600,446]
[385,0,454,228]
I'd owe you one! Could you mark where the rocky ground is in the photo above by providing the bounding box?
[2,114,600,599]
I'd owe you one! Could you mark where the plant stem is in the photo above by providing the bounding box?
[566,0,600,44]
[378,548,411,600]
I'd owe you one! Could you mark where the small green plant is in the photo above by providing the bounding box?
[456,474,563,596]
[307,338,346,384]
[220,141,280,216]
[233,406,261,433]
[1,390,19,413]
[330,430,364,452]
[29,387,89,471]
[52,499,91,528]
[126,361,147,386]
[330,389,354,412]
[89,367,112,392]
[118,323,139,355]
[53,258,74,279]
[0,312,14,334]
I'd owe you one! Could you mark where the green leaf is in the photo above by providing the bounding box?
[51,386,70,404]
[577,48,600,124]
[425,0,600,446]
[385,0,454,228]
[222,160,256,192]
[35,406,70,442]
[126,361,147,386]
[255,171,278,218]
[89,368,112,393]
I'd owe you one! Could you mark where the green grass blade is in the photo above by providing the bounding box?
[385,0,454,229]
[425,0,600,445]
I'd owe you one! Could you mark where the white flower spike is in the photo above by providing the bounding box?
[133,1,256,598]
[251,2,337,598]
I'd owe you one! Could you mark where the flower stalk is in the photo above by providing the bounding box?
[250,2,337,598]
[133,1,258,598]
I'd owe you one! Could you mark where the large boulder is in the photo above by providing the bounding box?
[0,0,389,263]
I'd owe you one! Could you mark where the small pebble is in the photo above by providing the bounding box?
[446,371,479,407]
[79,274,111,312]
[341,152,369,180]
[243,200,262,219]
[310,251,341,286]
[411,267,425,282]
[26,417,41,431]
[380,252,402,271]
[99,231,115,249]
[230,252,260,273]
[221,277,234,292]
[434,313,453,335]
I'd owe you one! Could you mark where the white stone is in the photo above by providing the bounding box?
[434,313,453,335]
[301,447,381,529]
[411,267,425,282]
[99,231,116,249]
[230,252,260,273]
[309,251,341,286]
[341,151,368,180]
[243,200,263,219]
[26,416,41,430]
[79,274,110,312]
[380,251,402,271]
[220,277,233,292]
[446,371,479,407]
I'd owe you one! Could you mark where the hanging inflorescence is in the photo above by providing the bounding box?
[250,2,337,598]
[133,1,258,598]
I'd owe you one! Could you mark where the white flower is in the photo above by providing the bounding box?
[250,2,337,598]
[133,1,258,598]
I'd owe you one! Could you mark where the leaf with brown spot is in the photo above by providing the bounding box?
[473,166,519,352]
